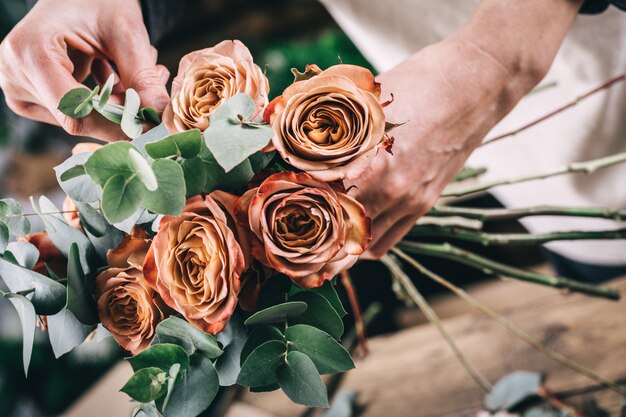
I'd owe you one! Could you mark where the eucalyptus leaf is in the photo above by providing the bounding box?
[288,292,344,340]
[66,243,98,324]
[58,88,94,118]
[128,343,190,373]
[74,201,107,237]
[290,281,346,318]
[47,308,93,358]
[0,223,9,253]
[140,107,162,124]
[74,85,99,115]
[84,141,136,187]
[277,351,329,408]
[101,175,143,223]
[181,157,211,196]
[6,241,39,270]
[98,74,115,109]
[60,164,86,182]
[140,159,186,216]
[4,293,36,376]
[55,153,102,203]
[162,363,181,412]
[244,301,308,327]
[121,88,143,139]
[285,325,354,375]
[237,340,286,387]
[215,312,246,386]
[145,130,202,159]
[132,124,171,157]
[153,316,222,358]
[122,367,168,403]
[162,354,219,417]
[0,198,30,236]
[129,148,158,191]
[240,325,284,366]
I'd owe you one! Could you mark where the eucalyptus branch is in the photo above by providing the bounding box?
[0,210,81,221]
[416,216,484,231]
[395,241,620,300]
[380,254,492,393]
[442,151,626,198]
[409,224,626,246]
[390,248,626,396]
[482,73,625,146]
[452,166,488,182]
[427,205,626,223]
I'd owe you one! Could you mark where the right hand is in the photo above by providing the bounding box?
[0,0,170,141]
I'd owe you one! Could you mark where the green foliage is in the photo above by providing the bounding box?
[46,308,93,359]
[122,367,168,403]
[153,316,222,358]
[290,281,347,318]
[4,293,36,376]
[0,198,30,238]
[214,312,247,386]
[240,325,284,365]
[204,94,274,172]
[58,88,94,118]
[288,291,344,340]
[145,130,202,159]
[55,153,102,203]
[277,351,329,408]
[128,344,190,373]
[65,244,98,325]
[237,340,286,387]
[244,301,308,326]
[285,325,354,375]
[163,355,219,417]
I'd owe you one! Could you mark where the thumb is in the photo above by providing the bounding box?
[106,30,170,112]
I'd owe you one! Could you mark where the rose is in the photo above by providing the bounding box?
[237,171,371,288]
[163,40,269,133]
[18,232,66,277]
[143,191,249,334]
[263,64,386,181]
[95,228,165,354]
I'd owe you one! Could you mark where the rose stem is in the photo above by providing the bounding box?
[442,150,626,198]
[341,269,369,357]
[395,241,619,300]
[452,166,488,182]
[408,224,626,245]
[481,73,625,147]
[426,205,626,222]
[390,247,626,396]
[416,216,484,231]
[380,254,492,393]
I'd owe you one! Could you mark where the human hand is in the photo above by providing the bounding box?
[0,0,170,141]
[349,0,583,259]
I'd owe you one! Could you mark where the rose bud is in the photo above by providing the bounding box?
[163,40,269,133]
[264,64,386,181]
[95,228,166,355]
[143,191,249,334]
[237,171,371,288]
[18,232,66,277]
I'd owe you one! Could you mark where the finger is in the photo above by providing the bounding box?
[157,64,170,85]
[362,214,417,260]
[105,27,169,112]
[5,97,58,125]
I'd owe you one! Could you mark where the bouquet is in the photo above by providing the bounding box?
[2,39,625,417]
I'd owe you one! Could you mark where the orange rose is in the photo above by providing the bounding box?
[18,232,66,277]
[264,64,385,181]
[237,171,371,288]
[143,191,249,334]
[163,40,269,133]
[95,229,165,354]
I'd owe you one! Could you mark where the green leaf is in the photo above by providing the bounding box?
[140,107,162,124]
[55,153,101,203]
[128,343,190,373]
[277,351,329,408]
[0,257,65,315]
[47,308,93,358]
[132,124,171,158]
[0,223,8,253]
[66,243,98,324]
[153,316,222,358]
[74,201,107,237]
[244,301,308,327]
[288,291,344,340]
[162,354,219,417]
[101,175,143,223]
[122,367,168,403]
[162,363,181,412]
[0,198,30,236]
[84,214,125,263]
[215,312,247,386]
[121,88,143,139]
[140,159,186,215]
[133,402,161,417]
[291,281,346,318]
[204,94,273,172]
[59,164,86,181]
[485,371,543,412]
[181,157,211,196]
[285,325,354,375]
[58,88,94,118]
[94,103,124,124]
[129,148,158,191]
[4,293,36,376]
[98,74,115,109]
[85,141,136,187]
[74,85,99,115]
[237,340,286,387]
[6,241,39,269]
[145,130,202,159]
[240,325,284,366]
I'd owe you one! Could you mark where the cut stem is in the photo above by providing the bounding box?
[396,241,620,300]
[409,224,626,246]
[427,205,626,223]
[452,166,488,182]
[443,151,626,198]
[341,269,368,357]
[381,254,492,393]
[390,248,626,396]
[482,74,625,146]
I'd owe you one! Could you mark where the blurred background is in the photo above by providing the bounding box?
[0,1,544,416]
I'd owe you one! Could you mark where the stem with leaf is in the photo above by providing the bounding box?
[390,247,626,396]
[381,254,492,393]
[395,241,620,300]
[426,205,626,222]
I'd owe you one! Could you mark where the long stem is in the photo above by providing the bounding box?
[380,254,492,393]
[409,224,626,246]
[452,166,488,182]
[340,269,368,357]
[442,151,626,198]
[396,241,620,300]
[482,73,625,146]
[390,248,626,396]
[427,205,626,222]
[416,216,484,231]
[0,210,81,222]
